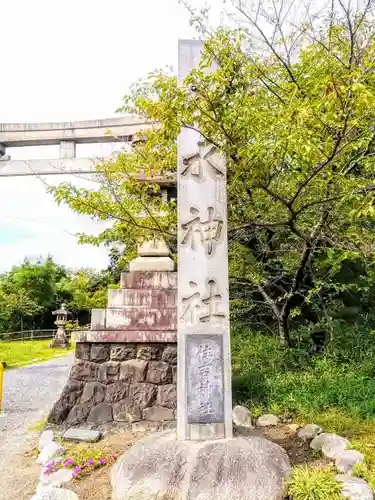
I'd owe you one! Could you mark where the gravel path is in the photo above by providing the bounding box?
[0,355,74,498]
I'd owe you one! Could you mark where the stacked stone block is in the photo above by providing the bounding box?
[49,268,177,426]
[49,341,177,425]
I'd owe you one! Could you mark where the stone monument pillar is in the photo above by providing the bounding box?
[177,39,232,440]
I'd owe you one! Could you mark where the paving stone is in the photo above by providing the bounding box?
[257,414,279,427]
[62,428,102,443]
[39,430,54,451]
[311,433,349,459]
[36,442,65,465]
[335,450,364,473]
[232,406,253,429]
[336,475,374,500]
[39,468,73,488]
[297,423,322,441]
[32,488,79,500]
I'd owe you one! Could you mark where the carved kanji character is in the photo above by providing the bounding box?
[181,206,223,256]
[181,279,225,324]
[181,143,225,181]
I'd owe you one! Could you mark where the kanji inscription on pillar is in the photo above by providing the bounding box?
[186,334,224,424]
[177,39,232,441]
[181,207,224,256]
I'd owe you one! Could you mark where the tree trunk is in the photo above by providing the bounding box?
[20,314,23,332]
[278,316,291,347]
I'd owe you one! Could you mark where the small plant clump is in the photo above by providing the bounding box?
[287,465,343,500]
[43,452,117,480]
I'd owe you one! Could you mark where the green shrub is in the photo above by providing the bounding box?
[231,326,375,420]
[287,466,343,500]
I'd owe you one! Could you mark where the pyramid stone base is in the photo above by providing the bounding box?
[48,269,177,427]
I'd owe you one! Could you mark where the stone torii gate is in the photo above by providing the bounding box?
[0,115,176,201]
[0,116,154,177]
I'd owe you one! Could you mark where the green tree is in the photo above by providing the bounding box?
[3,288,42,331]
[57,268,112,312]
[50,0,375,345]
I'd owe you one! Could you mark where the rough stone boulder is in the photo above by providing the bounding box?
[111,430,291,500]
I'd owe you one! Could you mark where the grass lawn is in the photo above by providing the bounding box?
[0,339,74,368]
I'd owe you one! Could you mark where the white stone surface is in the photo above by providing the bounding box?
[62,428,101,443]
[335,450,364,473]
[111,430,291,500]
[297,423,322,441]
[0,158,101,177]
[39,430,54,451]
[36,442,65,465]
[0,116,152,147]
[59,141,76,159]
[310,433,349,453]
[90,309,107,329]
[138,239,170,257]
[232,406,253,429]
[129,256,175,272]
[177,39,232,441]
[257,414,280,427]
[39,469,73,488]
[31,488,79,500]
[336,475,374,500]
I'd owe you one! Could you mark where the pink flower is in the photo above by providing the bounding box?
[64,458,74,467]
[98,457,105,464]
[86,459,95,465]
[74,466,82,473]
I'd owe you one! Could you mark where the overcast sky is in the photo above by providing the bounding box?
[0,0,198,272]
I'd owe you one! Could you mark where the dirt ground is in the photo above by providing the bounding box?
[10,424,330,500]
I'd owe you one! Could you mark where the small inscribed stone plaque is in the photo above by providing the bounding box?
[186,334,224,424]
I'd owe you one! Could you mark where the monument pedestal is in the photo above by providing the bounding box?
[48,243,178,427]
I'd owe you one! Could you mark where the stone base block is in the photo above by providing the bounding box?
[111,431,291,500]
[129,256,175,272]
[48,342,177,426]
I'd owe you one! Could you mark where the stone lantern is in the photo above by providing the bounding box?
[51,303,70,348]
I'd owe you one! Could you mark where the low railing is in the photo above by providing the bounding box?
[0,329,69,341]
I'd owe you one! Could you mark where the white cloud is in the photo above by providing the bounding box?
[0,0,198,271]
